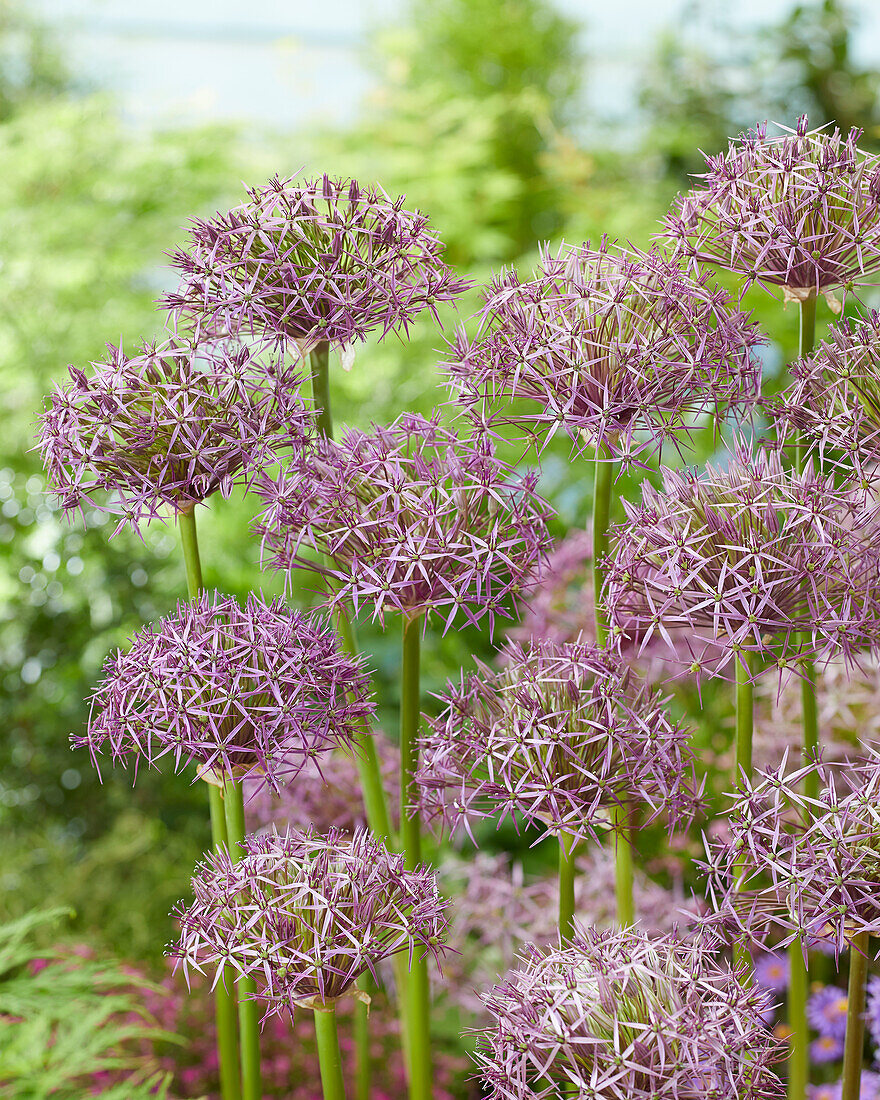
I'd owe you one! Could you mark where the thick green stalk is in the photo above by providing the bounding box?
[592,449,613,648]
[612,803,634,927]
[314,1005,347,1100]
[354,975,374,1100]
[841,933,869,1100]
[733,653,754,982]
[310,341,333,439]
[558,832,576,941]
[179,508,241,1100]
[787,943,808,1100]
[400,612,431,1100]
[224,779,263,1100]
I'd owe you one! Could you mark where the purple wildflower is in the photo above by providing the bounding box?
[476,926,784,1100]
[808,1085,842,1100]
[257,412,552,633]
[606,439,880,686]
[866,975,880,1054]
[79,591,373,794]
[172,826,449,1014]
[810,1034,846,1064]
[808,985,850,1040]
[754,950,790,993]
[663,117,880,304]
[38,334,310,534]
[165,175,469,352]
[446,239,762,469]
[417,637,702,846]
[700,753,880,957]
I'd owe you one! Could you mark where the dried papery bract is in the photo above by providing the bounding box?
[256,412,553,634]
[606,440,880,686]
[476,926,784,1100]
[445,239,762,469]
[38,334,311,534]
[663,117,880,304]
[79,591,373,794]
[165,174,470,351]
[172,827,449,1015]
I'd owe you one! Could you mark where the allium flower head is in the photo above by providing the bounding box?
[446,239,762,468]
[165,174,469,351]
[606,440,880,684]
[79,591,373,793]
[172,827,448,1013]
[664,117,880,302]
[700,752,880,957]
[38,334,310,533]
[417,638,702,845]
[807,985,849,1040]
[257,412,552,632]
[476,926,783,1100]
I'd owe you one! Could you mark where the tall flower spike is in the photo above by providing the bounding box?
[38,333,311,534]
[700,752,880,958]
[256,412,553,633]
[165,174,470,352]
[79,591,373,794]
[416,638,702,845]
[172,827,449,1016]
[663,117,880,304]
[606,440,880,685]
[445,239,762,469]
[476,925,784,1100]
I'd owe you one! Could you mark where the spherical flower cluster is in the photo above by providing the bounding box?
[257,412,552,632]
[165,175,469,351]
[663,117,880,302]
[172,827,449,1014]
[79,591,373,794]
[39,335,310,533]
[700,753,880,956]
[416,638,702,845]
[777,311,880,481]
[606,441,880,685]
[445,239,762,468]
[476,926,783,1100]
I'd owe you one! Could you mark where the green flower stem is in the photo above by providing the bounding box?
[592,448,613,648]
[733,653,754,982]
[310,340,334,440]
[787,943,809,1100]
[314,1005,347,1100]
[841,932,870,1100]
[400,611,432,1100]
[612,802,634,928]
[558,832,577,941]
[223,779,263,1100]
[178,508,242,1100]
[354,974,374,1100]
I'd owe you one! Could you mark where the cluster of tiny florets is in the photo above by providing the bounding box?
[416,638,702,845]
[664,117,880,301]
[476,925,783,1100]
[165,174,469,350]
[172,827,449,1014]
[38,335,310,533]
[445,239,762,468]
[79,591,373,793]
[257,412,553,632]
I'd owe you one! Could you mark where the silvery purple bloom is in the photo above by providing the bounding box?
[79,591,373,793]
[446,239,762,469]
[172,826,449,1014]
[606,440,880,685]
[700,753,880,957]
[810,1034,846,1064]
[165,175,469,352]
[257,412,553,632]
[38,334,310,534]
[663,117,880,303]
[808,985,850,1040]
[416,638,702,846]
[476,926,784,1100]
[754,950,790,993]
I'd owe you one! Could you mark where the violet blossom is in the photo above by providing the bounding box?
[663,117,880,304]
[165,174,469,353]
[416,638,702,846]
[257,412,552,632]
[38,334,310,533]
[445,238,761,469]
[754,950,790,993]
[172,827,449,1015]
[79,591,373,793]
[476,925,783,1100]
[808,986,849,1040]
